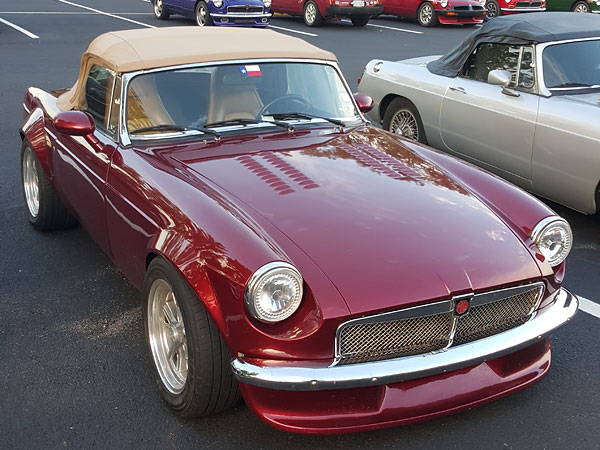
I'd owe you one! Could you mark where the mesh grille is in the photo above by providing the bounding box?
[338,313,453,365]
[335,285,543,365]
[227,5,263,13]
[452,288,541,346]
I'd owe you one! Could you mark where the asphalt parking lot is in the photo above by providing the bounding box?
[1,1,599,448]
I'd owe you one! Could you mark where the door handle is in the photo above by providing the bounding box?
[449,86,467,94]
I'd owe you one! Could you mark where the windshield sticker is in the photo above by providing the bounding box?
[240,65,262,77]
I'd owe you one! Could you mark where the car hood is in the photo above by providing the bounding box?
[175,127,542,315]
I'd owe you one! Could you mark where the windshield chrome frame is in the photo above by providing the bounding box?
[118,58,366,147]
[536,37,600,98]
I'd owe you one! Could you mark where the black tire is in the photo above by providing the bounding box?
[143,258,240,418]
[382,98,426,144]
[303,1,323,27]
[572,0,591,12]
[351,15,370,26]
[153,0,170,20]
[21,141,76,231]
[417,2,438,27]
[484,0,500,19]
[195,1,214,26]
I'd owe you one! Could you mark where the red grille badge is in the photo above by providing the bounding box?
[454,296,472,316]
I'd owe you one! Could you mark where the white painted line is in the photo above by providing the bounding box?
[0,11,154,15]
[57,0,156,28]
[0,16,39,38]
[579,296,600,319]
[365,23,423,34]
[269,25,318,37]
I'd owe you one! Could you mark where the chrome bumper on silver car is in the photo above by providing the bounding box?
[231,288,577,391]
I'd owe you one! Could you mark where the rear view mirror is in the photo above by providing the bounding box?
[53,111,96,136]
[353,93,374,113]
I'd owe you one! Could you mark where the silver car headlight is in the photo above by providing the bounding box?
[263,0,272,7]
[213,0,223,7]
[245,262,303,323]
[530,217,573,267]
[440,0,448,7]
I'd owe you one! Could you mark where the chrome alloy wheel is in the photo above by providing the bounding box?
[197,4,208,26]
[486,1,498,18]
[390,109,419,141]
[22,148,40,218]
[305,3,317,25]
[154,0,163,16]
[419,3,433,24]
[148,279,188,395]
[573,2,590,12]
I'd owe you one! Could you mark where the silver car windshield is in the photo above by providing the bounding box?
[542,39,600,91]
[126,62,360,137]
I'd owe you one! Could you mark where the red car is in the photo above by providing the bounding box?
[271,0,384,26]
[484,0,546,19]
[383,0,486,26]
[20,27,577,434]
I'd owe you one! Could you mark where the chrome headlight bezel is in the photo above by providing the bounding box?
[244,262,304,323]
[213,0,223,7]
[530,217,573,267]
[440,0,449,7]
[263,0,272,8]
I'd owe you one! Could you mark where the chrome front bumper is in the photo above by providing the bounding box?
[500,6,546,11]
[231,288,577,391]
[211,12,273,18]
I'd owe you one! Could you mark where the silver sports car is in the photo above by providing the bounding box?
[358,13,600,214]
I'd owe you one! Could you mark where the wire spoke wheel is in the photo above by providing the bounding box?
[390,109,419,141]
[22,148,40,218]
[148,279,188,395]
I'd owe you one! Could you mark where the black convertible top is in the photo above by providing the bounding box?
[427,12,600,77]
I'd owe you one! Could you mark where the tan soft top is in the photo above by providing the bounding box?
[57,27,337,111]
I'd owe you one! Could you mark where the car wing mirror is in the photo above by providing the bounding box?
[353,92,374,113]
[53,111,96,136]
[488,69,520,98]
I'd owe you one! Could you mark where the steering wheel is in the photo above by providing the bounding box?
[256,94,311,119]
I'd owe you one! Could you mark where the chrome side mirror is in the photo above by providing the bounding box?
[488,69,520,97]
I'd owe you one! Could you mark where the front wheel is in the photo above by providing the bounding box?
[143,258,240,417]
[572,1,591,12]
[21,142,75,231]
[484,0,500,19]
[153,0,170,20]
[351,15,370,26]
[303,1,323,27]
[195,1,214,26]
[382,98,426,144]
[417,2,438,27]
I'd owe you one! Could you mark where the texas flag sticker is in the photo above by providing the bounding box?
[240,65,262,77]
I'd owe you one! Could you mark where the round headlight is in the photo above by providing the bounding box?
[440,0,448,7]
[213,0,223,7]
[530,217,572,267]
[245,262,303,323]
[263,0,272,7]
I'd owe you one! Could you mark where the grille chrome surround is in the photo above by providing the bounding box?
[333,283,545,366]
[227,5,264,13]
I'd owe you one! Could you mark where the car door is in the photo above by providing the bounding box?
[439,43,539,185]
[49,64,119,255]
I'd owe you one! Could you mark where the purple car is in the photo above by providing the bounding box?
[153,0,272,26]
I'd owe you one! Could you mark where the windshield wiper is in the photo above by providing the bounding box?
[550,83,599,89]
[270,112,345,128]
[204,118,294,132]
[130,124,221,140]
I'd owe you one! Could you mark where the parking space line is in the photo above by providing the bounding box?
[579,296,600,319]
[0,16,39,38]
[365,23,423,34]
[0,12,154,15]
[269,25,318,37]
[57,0,156,28]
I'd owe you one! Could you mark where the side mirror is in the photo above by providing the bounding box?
[353,93,374,114]
[488,69,512,87]
[53,111,95,136]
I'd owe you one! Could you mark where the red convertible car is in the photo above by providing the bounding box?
[271,0,384,26]
[382,0,486,27]
[20,27,577,434]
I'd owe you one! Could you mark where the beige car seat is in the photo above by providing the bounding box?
[208,66,263,123]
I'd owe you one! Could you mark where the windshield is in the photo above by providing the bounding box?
[125,62,359,136]
[542,39,600,91]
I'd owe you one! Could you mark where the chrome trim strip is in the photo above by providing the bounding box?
[211,12,272,18]
[500,6,545,10]
[23,103,31,114]
[470,282,544,308]
[231,288,578,391]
